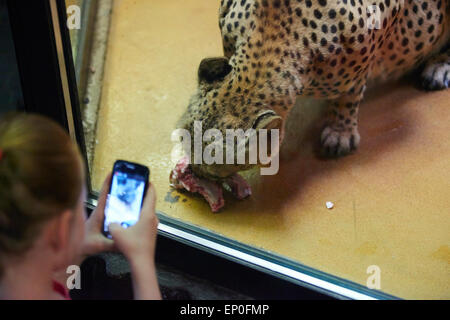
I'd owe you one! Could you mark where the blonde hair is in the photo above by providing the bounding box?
[0,113,84,277]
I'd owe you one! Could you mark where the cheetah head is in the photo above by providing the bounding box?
[176,57,282,179]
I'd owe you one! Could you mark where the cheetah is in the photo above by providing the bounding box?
[177,0,450,179]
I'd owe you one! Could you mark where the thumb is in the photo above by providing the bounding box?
[108,223,123,239]
[107,223,129,256]
[95,173,112,218]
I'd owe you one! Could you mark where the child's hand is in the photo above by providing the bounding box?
[83,174,115,257]
[108,183,160,300]
[108,183,159,263]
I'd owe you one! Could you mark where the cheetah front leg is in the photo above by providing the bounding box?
[421,47,450,91]
[321,90,364,157]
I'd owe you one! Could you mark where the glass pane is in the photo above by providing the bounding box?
[0,0,24,115]
[66,0,450,299]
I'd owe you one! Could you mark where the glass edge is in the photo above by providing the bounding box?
[156,211,400,300]
[86,193,398,300]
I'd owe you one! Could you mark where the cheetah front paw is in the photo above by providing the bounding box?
[421,61,450,91]
[320,125,360,157]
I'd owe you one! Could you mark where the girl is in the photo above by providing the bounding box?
[0,113,161,300]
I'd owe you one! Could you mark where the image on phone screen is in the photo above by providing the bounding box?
[104,171,146,238]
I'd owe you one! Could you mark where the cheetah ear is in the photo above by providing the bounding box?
[252,110,282,131]
[198,57,232,84]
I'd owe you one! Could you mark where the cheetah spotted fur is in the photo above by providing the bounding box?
[177,0,449,178]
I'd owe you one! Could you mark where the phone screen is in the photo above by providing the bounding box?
[104,161,149,238]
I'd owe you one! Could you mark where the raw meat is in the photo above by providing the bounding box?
[170,156,251,212]
[170,157,225,212]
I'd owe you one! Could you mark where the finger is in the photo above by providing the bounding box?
[107,223,125,243]
[139,183,157,222]
[108,223,121,235]
[107,223,124,250]
[97,173,112,212]
[92,173,112,222]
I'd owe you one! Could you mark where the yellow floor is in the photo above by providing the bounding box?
[92,0,450,299]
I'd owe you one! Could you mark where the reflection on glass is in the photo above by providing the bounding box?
[0,0,24,115]
[65,0,450,299]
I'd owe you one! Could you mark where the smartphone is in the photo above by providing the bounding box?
[103,160,150,239]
